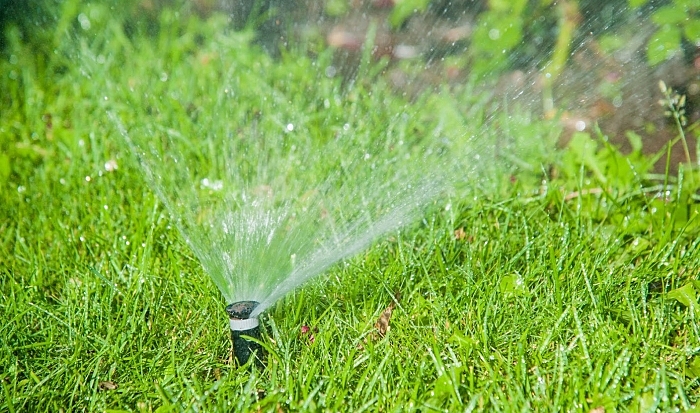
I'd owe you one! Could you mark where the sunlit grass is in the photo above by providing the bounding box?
[2,4,700,412]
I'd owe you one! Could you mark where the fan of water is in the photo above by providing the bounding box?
[109,56,488,316]
[101,0,696,317]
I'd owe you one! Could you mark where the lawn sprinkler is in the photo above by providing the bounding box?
[226,301,263,367]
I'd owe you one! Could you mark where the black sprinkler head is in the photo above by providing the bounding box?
[226,301,263,367]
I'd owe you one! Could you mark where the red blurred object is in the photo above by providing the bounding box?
[372,0,395,8]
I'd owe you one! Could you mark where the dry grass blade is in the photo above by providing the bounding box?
[98,381,118,391]
[375,302,396,337]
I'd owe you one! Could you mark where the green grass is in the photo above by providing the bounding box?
[2,3,700,412]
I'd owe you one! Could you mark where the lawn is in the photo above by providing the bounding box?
[2,2,700,412]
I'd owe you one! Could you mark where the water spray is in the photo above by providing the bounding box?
[226,301,263,367]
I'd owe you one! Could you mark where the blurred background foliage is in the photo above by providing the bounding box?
[1,0,699,173]
[2,0,698,72]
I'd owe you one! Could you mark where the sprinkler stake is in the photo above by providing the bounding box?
[226,301,263,367]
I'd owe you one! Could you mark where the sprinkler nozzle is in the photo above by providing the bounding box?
[226,301,263,367]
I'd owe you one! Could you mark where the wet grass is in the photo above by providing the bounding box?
[2,4,700,412]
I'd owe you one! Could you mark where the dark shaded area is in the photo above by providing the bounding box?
[0,0,57,50]
[191,0,301,54]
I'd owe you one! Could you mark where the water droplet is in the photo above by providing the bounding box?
[575,120,586,131]
[103,205,109,210]
[85,176,91,182]
[160,72,168,82]
[78,13,91,30]
[393,44,417,59]
[17,185,26,193]
[286,123,294,132]
[105,159,118,171]
[201,178,223,191]
[488,29,500,40]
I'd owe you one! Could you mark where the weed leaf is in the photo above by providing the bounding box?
[667,282,699,314]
